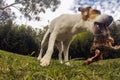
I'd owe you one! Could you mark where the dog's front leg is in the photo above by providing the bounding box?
[63,40,72,66]
[56,41,63,64]
[40,32,57,67]
[38,30,50,60]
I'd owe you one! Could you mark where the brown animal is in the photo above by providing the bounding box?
[84,29,114,65]
[84,15,120,65]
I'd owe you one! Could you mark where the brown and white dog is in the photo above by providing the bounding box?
[37,7,110,67]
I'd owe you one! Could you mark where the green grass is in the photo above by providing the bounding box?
[0,50,120,80]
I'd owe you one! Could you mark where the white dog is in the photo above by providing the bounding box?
[38,7,103,66]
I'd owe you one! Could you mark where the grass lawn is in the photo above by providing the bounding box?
[0,50,120,80]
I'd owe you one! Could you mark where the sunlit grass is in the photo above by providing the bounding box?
[0,50,120,80]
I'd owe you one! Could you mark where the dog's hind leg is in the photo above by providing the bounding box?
[56,41,63,64]
[40,31,57,66]
[37,30,50,60]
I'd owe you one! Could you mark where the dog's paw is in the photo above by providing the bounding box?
[37,57,41,60]
[65,62,70,66]
[37,54,42,60]
[40,57,50,67]
[60,61,63,64]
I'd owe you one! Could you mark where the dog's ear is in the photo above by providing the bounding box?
[86,6,91,11]
[93,9,101,14]
[78,6,92,12]
[78,7,84,12]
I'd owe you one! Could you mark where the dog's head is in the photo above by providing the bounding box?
[78,6,101,21]
[93,14,113,35]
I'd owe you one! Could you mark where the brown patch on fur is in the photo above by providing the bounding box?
[78,6,91,20]
[78,6,101,21]
[88,8,101,21]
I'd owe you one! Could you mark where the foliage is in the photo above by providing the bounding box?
[0,0,60,21]
[69,32,94,59]
[17,0,61,21]
[0,50,120,80]
[0,0,15,24]
[0,20,45,56]
[110,21,120,45]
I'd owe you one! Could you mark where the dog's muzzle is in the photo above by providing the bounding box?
[94,14,113,27]
[93,14,113,34]
[93,22,107,34]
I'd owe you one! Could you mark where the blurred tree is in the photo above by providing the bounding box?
[0,0,15,24]
[0,0,60,21]
[69,32,94,59]
[0,20,46,56]
[110,20,120,45]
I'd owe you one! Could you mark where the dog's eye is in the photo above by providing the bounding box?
[94,22,100,25]
[94,22,105,27]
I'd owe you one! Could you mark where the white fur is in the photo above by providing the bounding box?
[38,14,95,66]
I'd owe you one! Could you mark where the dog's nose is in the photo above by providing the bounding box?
[94,14,113,27]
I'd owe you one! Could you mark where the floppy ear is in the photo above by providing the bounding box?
[93,9,101,14]
[78,6,92,12]
[78,7,84,12]
[86,6,91,11]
